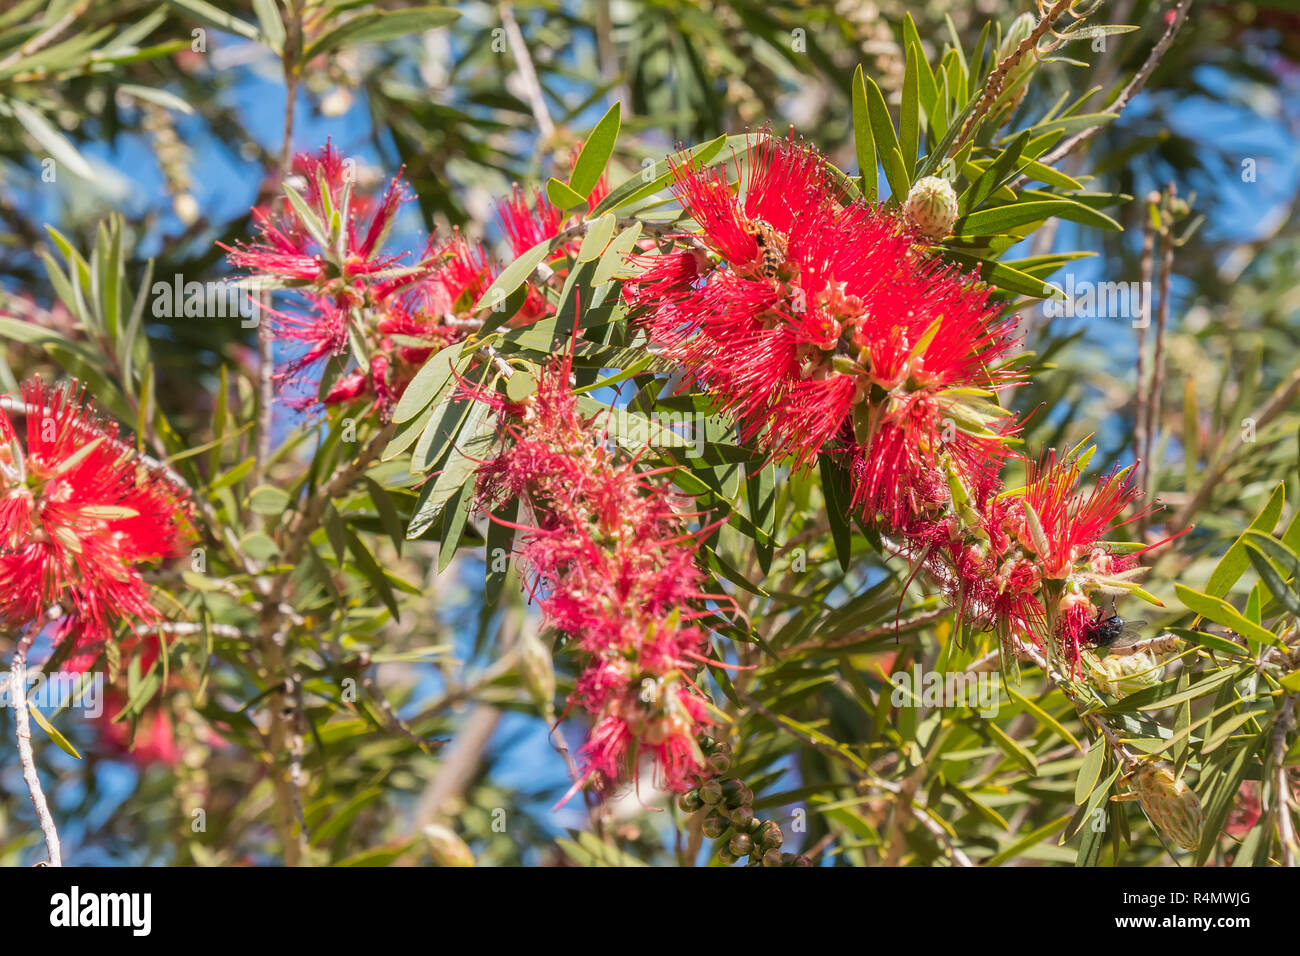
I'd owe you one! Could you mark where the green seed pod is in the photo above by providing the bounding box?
[762,848,784,867]
[699,779,723,805]
[717,846,738,865]
[708,752,731,774]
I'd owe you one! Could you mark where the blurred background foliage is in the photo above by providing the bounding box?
[0,0,1297,866]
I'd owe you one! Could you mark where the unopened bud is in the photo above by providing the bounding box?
[1132,760,1202,851]
[422,823,475,867]
[518,628,555,711]
[1088,651,1164,697]
[903,177,958,241]
[993,13,1038,127]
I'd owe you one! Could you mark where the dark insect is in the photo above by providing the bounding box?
[744,218,788,278]
[1083,605,1147,649]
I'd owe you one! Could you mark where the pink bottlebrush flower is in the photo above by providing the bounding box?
[0,381,194,670]
[473,360,721,796]
[222,143,411,286]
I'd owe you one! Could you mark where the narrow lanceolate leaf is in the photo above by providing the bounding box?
[9,101,93,179]
[304,6,460,59]
[953,200,1121,236]
[1173,584,1282,650]
[569,101,621,198]
[1205,483,1284,599]
[850,65,877,197]
[471,239,553,313]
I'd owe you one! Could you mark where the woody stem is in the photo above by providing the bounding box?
[11,625,62,866]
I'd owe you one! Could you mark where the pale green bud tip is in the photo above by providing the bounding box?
[519,628,556,710]
[423,823,476,867]
[903,176,958,241]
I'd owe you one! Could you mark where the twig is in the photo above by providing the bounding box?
[786,606,949,656]
[1143,185,1176,508]
[1134,201,1156,503]
[1170,364,1300,530]
[498,2,555,147]
[0,0,90,73]
[952,0,1073,154]
[1269,694,1298,867]
[11,626,61,866]
[1027,0,1193,175]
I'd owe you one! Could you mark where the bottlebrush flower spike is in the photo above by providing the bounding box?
[472,360,724,796]
[222,143,411,285]
[0,380,194,671]
[627,131,1020,492]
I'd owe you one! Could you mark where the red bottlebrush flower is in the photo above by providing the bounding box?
[222,143,414,286]
[496,185,567,258]
[626,132,1020,495]
[0,381,194,668]
[96,689,184,768]
[1017,451,1146,579]
[472,360,722,796]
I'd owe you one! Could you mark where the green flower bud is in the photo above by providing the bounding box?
[422,823,475,868]
[903,177,958,241]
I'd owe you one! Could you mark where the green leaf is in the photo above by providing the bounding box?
[247,484,290,516]
[945,252,1063,299]
[304,7,460,59]
[391,341,464,424]
[251,0,285,52]
[1075,741,1105,804]
[569,101,621,199]
[545,177,587,212]
[1174,584,1281,650]
[1242,531,1300,617]
[576,213,617,263]
[9,100,92,179]
[953,200,1121,236]
[1205,483,1284,599]
[164,0,261,41]
[407,400,497,538]
[471,239,552,313]
[590,133,730,215]
[900,44,920,176]
[28,701,81,759]
[590,223,642,287]
[864,75,907,200]
[850,65,876,197]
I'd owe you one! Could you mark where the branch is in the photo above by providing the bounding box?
[10,626,61,866]
[1027,0,1193,175]
[498,2,555,147]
